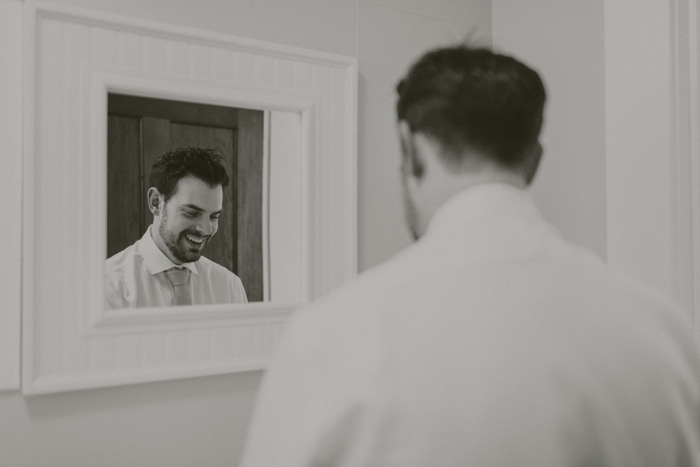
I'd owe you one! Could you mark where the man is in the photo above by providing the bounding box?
[105,147,247,309]
[241,46,700,466]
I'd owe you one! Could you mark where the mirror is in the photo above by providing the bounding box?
[23,3,356,394]
[106,93,268,307]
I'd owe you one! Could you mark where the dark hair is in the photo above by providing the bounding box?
[149,147,229,200]
[396,45,546,171]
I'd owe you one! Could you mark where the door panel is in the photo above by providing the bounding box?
[107,115,143,255]
[234,111,264,302]
[140,116,170,235]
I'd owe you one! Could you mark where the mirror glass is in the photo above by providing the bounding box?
[106,93,271,309]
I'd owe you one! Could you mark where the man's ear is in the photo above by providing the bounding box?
[523,141,543,186]
[147,187,163,216]
[398,120,424,179]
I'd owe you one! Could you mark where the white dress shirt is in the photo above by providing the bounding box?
[241,183,700,466]
[105,226,247,309]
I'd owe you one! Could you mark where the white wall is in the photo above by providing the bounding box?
[492,0,696,318]
[603,0,680,302]
[47,0,358,56]
[492,0,607,259]
[0,372,261,466]
[1,0,491,465]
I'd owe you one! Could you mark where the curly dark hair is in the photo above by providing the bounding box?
[396,45,546,172]
[149,147,229,200]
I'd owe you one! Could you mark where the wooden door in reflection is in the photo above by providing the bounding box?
[107,93,264,302]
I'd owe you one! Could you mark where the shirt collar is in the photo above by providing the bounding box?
[139,226,199,275]
[425,183,542,238]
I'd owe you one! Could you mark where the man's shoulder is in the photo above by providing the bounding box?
[105,241,139,273]
[196,256,240,281]
[301,245,420,319]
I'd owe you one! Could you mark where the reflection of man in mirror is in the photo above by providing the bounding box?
[105,147,248,309]
[241,46,700,465]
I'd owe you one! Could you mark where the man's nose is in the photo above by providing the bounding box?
[195,220,214,236]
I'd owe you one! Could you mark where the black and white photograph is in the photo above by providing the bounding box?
[1,1,699,466]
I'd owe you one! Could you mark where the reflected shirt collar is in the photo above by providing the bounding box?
[139,225,199,275]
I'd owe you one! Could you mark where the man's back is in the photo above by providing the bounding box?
[242,185,700,466]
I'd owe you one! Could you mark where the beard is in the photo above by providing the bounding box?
[159,213,211,264]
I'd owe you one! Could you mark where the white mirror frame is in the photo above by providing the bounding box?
[22,2,357,394]
[0,0,23,391]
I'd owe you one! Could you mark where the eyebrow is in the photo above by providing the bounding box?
[181,204,223,215]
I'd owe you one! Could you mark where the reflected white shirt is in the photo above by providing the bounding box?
[105,226,247,309]
[241,183,700,466]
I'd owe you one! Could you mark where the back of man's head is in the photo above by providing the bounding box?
[396,45,546,178]
[149,147,229,201]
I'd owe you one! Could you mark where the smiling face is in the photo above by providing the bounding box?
[149,175,223,264]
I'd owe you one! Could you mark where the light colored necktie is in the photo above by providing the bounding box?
[164,267,192,306]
